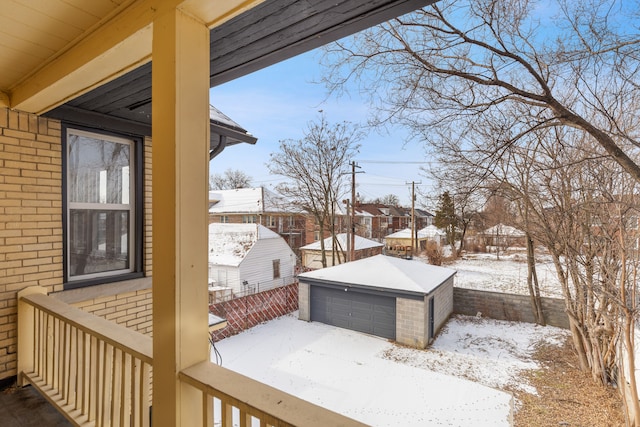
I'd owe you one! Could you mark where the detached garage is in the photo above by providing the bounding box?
[298,254,456,348]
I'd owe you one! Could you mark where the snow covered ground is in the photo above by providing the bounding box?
[214,313,568,426]
[444,251,563,298]
[212,252,569,425]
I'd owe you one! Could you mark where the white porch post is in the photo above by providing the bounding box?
[151,6,210,426]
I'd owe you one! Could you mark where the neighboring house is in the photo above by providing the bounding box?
[480,223,526,248]
[414,208,435,228]
[0,2,445,424]
[298,254,456,348]
[384,228,430,252]
[299,233,384,270]
[209,187,311,251]
[209,223,296,296]
[420,225,446,247]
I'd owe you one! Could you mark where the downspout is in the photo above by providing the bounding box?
[209,135,227,160]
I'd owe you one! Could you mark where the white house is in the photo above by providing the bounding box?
[208,223,296,296]
[420,225,447,247]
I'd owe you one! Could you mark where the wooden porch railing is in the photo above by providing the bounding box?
[17,287,367,427]
[17,286,152,427]
[179,361,368,427]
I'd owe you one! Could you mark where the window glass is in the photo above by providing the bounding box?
[66,129,138,283]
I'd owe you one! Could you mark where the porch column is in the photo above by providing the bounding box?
[151,6,210,427]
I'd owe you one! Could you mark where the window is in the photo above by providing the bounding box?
[272,259,281,279]
[266,215,277,228]
[64,126,143,288]
[242,215,257,224]
[220,215,229,223]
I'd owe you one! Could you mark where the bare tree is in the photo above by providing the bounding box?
[369,193,401,206]
[322,0,640,182]
[268,114,362,268]
[210,168,252,190]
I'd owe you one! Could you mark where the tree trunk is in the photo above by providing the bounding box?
[525,234,545,326]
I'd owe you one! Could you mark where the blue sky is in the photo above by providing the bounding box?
[209,48,433,207]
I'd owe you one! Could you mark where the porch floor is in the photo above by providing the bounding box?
[0,383,71,426]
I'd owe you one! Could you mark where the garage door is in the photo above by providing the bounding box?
[310,286,396,339]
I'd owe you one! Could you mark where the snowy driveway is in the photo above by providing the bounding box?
[212,313,569,426]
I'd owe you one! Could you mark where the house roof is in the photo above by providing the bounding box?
[209,187,294,214]
[481,224,526,237]
[298,254,456,295]
[414,208,434,218]
[300,233,384,251]
[208,223,282,266]
[419,225,445,237]
[384,228,429,239]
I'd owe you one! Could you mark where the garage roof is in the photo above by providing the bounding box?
[298,254,456,295]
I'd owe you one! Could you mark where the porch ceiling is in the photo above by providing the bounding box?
[2,0,434,130]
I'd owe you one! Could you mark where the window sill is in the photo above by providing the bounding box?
[52,276,152,304]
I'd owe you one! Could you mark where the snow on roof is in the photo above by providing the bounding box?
[419,225,446,237]
[209,187,290,213]
[482,223,526,237]
[300,233,383,251]
[298,254,456,295]
[208,223,281,266]
[384,228,430,240]
[209,105,250,134]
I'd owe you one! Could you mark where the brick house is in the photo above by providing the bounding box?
[354,203,434,241]
[209,187,312,251]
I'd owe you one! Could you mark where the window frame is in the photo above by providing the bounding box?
[272,259,281,279]
[62,124,144,289]
[242,215,257,224]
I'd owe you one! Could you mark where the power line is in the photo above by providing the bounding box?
[356,160,432,165]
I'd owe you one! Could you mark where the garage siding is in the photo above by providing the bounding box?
[310,286,396,339]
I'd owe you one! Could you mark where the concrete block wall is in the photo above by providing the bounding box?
[453,288,569,329]
[298,281,310,321]
[0,107,155,382]
[432,277,454,335]
[396,298,427,348]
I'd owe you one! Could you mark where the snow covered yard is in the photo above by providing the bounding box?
[213,313,569,426]
[445,251,563,298]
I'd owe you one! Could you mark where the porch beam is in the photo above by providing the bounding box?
[151,4,212,426]
[0,90,8,108]
[9,0,260,115]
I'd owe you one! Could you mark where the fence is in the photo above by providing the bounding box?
[453,287,569,329]
[209,283,299,341]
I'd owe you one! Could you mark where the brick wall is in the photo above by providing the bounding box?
[0,108,63,380]
[396,298,427,348]
[210,283,298,341]
[453,288,569,329]
[0,107,154,382]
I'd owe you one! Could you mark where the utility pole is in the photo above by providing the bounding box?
[407,181,421,252]
[350,161,360,262]
[343,199,351,261]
